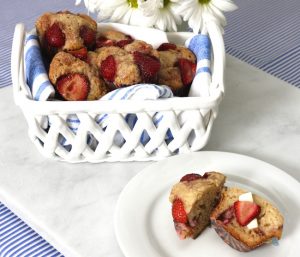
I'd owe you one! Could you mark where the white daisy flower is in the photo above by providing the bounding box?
[75,0,104,13]
[98,0,153,26]
[174,0,237,33]
[75,0,150,26]
[138,0,182,32]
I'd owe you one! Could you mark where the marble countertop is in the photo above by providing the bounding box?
[0,55,299,257]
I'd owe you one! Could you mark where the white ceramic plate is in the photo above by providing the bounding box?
[114,151,300,257]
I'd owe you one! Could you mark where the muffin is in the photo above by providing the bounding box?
[210,187,284,251]
[169,172,226,239]
[88,46,161,89]
[36,11,97,58]
[157,43,197,96]
[49,51,107,100]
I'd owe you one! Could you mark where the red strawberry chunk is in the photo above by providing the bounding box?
[217,205,235,225]
[133,51,161,83]
[67,47,88,61]
[172,199,188,224]
[180,172,209,182]
[180,173,202,182]
[56,73,89,101]
[100,55,116,83]
[157,43,177,51]
[80,26,96,47]
[125,34,133,40]
[96,36,115,48]
[178,58,196,86]
[234,201,261,226]
[116,39,134,48]
[45,23,65,48]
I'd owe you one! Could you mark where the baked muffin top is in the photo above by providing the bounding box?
[36,11,97,56]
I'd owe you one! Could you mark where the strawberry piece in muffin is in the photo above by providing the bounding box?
[56,73,89,101]
[96,36,116,48]
[116,39,134,48]
[180,173,209,182]
[80,25,96,49]
[96,30,133,49]
[157,43,177,51]
[100,55,117,83]
[45,23,65,48]
[133,51,161,83]
[67,47,88,61]
[172,199,188,224]
[178,58,197,86]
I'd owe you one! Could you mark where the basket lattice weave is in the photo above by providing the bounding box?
[11,22,225,163]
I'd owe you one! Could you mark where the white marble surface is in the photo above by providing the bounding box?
[0,55,300,257]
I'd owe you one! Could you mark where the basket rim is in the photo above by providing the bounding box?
[15,89,223,115]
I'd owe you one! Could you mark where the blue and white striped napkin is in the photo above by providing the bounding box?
[62,84,173,147]
[186,34,212,97]
[24,32,55,101]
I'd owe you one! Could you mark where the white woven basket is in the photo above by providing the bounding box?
[11,22,225,163]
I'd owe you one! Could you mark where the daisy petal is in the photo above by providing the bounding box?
[183,8,195,22]
[211,0,238,12]
[189,9,203,33]
[111,5,128,22]
[75,0,82,6]
[208,4,227,26]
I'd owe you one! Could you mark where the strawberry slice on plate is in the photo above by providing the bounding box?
[172,199,188,224]
[178,58,196,86]
[56,73,89,101]
[133,51,161,83]
[234,200,261,226]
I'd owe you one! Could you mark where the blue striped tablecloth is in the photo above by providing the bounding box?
[0,0,299,256]
[224,0,300,87]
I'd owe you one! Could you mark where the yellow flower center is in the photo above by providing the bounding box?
[199,0,211,4]
[127,0,138,8]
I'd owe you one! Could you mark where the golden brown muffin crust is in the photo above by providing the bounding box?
[36,11,97,51]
